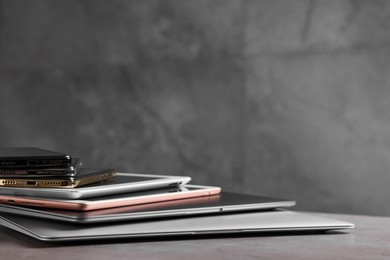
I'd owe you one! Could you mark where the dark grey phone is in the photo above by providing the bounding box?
[0,147,71,168]
[0,158,82,177]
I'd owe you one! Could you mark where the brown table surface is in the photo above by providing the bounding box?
[0,212,389,259]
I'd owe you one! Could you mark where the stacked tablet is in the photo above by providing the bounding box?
[0,147,354,242]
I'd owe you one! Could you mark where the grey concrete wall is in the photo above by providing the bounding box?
[1,0,390,216]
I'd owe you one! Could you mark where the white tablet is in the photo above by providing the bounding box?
[0,173,191,199]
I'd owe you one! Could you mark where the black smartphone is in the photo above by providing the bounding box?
[0,158,82,177]
[0,147,72,168]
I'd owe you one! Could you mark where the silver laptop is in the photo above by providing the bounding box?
[0,210,354,242]
[0,192,296,223]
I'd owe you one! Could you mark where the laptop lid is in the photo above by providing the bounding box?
[0,192,296,223]
[0,210,354,242]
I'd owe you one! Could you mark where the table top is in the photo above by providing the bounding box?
[0,212,389,259]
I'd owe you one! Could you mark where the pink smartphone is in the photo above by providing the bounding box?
[0,184,221,211]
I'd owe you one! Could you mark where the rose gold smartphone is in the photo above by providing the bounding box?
[0,184,221,211]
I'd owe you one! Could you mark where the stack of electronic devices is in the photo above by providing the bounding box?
[0,147,354,242]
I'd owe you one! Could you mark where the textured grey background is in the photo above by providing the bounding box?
[1,0,390,216]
